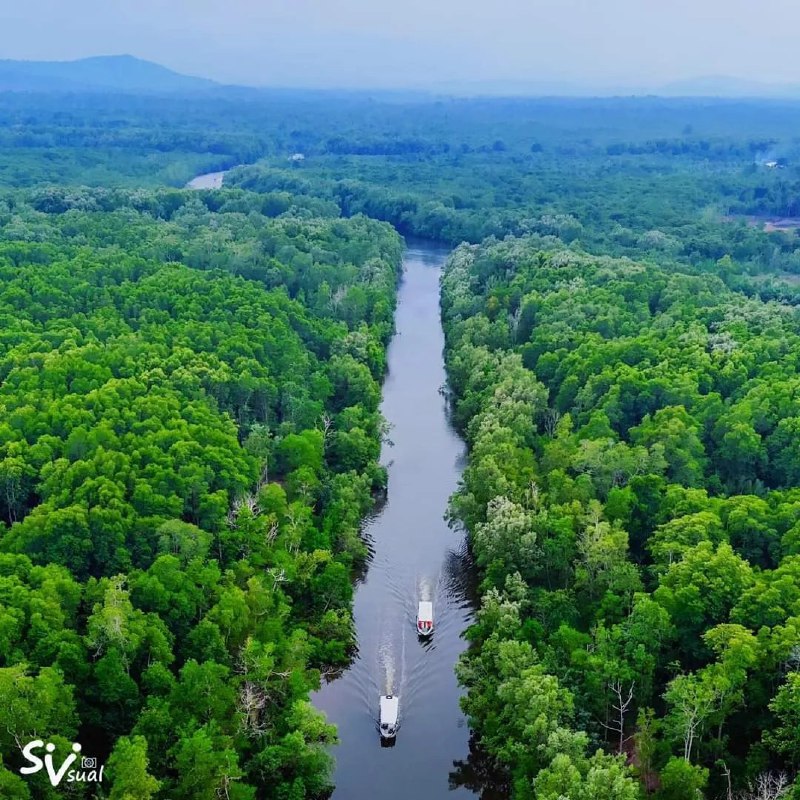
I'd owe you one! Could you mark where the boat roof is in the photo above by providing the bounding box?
[417,601,433,621]
[380,695,399,723]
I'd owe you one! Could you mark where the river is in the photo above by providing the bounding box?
[313,241,480,799]
[185,170,227,189]
[181,174,487,793]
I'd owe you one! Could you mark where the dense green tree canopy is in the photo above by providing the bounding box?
[443,235,800,798]
[6,87,800,799]
[0,184,401,798]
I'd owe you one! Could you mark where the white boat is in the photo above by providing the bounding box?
[416,601,434,637]
[379,694,399,739]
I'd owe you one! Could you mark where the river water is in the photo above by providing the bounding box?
[313,241,480,799]
[185,170,227,189]
[178,178,488,793]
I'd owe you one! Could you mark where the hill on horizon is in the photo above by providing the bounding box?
[658,74,800,98]
[0,55,218,93]
[3,55,800,100]
[431,75,800,99]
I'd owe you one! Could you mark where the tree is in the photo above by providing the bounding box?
[473,495,538,587]
[765,673,800,766]
[171,724,253,800]
[657,757,708,800]
[575,502,639,604]
[0,664,77,754]
[106,736,160,800]
[632,406,707,487]
[654,542,754,662]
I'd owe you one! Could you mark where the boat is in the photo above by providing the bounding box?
[416,600,434,637]
[379,694,399,740]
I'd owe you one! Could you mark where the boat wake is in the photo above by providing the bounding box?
[378,629,394,694]
[418,574,434,602]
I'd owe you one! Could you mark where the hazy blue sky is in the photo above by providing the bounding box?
[1,0,798,89]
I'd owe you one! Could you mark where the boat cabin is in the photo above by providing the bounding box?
[417,601,434,636]
[379,694,399,738]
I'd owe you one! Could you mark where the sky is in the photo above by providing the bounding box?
[1,0,799,91]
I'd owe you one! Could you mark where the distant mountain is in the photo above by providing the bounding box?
[427,76,800,99]
[0,55,218,93]
[432,75,800,99]
[428,77,662,97]
[656,75,800,98]
[3,56,800,100]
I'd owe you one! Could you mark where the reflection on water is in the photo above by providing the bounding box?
[450,735,510,800]
[312,242,498,799]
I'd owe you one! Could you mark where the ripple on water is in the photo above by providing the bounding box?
[311,243,490,800]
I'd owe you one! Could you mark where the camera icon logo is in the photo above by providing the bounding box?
[81,757,97,770]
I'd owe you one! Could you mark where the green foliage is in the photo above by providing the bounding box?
[657,758,708,800]
[765,673,800,766]
[443,235,800,798]
[9,87,800,800]
[0,185,401,798]
[106,736,160,800]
